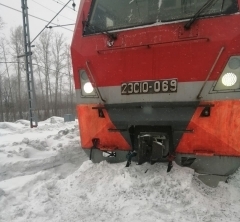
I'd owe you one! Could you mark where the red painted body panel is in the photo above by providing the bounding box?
[72,1,240,89]
[176,100,240,156]
[76,104,131,150]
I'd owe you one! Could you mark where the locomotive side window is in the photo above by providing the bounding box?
[84,0,239,35]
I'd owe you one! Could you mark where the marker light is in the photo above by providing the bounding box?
[228,58,240,70]
[83,82,94,94]
[81,71,88,80]
[221,72,237,87]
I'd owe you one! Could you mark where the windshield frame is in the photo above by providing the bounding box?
[83,0,239,36]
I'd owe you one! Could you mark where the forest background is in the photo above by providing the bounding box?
[0,16,75,122]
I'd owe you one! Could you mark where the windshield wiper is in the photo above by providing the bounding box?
[184,0,219,30]
[84,22,117,41]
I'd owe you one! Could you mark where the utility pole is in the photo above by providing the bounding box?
[20,0,75,127]
[21,0,38,128]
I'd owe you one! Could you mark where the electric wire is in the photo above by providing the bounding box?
[52,0,77,12]
[0,3,73,32]
[30,0,73,44]
[31,0,75,22]
[0,2,74,76]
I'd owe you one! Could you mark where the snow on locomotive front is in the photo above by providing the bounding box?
[71,0,240,176]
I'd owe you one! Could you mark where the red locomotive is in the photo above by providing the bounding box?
[71,0,240,181]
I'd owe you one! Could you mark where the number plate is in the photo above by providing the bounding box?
[121,79,178,95]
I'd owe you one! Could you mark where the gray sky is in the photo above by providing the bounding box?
[0,0,79,44]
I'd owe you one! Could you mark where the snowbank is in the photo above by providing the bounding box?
[0,117,240,222]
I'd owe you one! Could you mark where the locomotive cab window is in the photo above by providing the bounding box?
[84,0,239,35]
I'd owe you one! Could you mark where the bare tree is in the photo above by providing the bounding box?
[0,17,4,30]
[52,32,66,116]
[32,53,45,118]
[65,44,75,114]
[0,73,4,121]
[10,26,25,119]
[0,18,4,121]
[35,30,53,118]
[0,39,16,121]
[1,23,75,122]
[0,39,3,121]
[1,76,13,121]
[0,75,4,122]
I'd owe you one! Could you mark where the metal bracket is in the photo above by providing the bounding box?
[174,129,194,133]
[126,150,137,167]
[108,128,127,132]
[167,153,176,172]
[92,107,105,118]
[200,106,211,117]
[103,151,117,158]
[90,138,100,160]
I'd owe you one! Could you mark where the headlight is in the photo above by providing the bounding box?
[79,70,97,97]
[83,82,94,94]
[221,73,237,87]
[213,56,240,91]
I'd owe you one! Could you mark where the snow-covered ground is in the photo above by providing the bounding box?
[1,117,240,222]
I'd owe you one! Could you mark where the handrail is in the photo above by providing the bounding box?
[86,61,106,103]
[197,46,224,99]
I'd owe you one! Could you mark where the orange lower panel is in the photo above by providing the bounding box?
[76,104,131,151]
[176,100,240,156]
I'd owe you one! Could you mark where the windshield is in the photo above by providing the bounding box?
[84,0,238,35]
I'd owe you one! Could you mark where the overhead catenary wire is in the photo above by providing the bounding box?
[31,0,75,22]
[0,3,73,32]
[31,0,73,44]
[52,0,77,12]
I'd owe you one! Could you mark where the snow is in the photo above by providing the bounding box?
[1,118,240,221]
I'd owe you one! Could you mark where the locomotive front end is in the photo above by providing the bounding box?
[71,0,240,177]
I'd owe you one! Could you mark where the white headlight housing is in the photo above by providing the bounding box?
[79,70,97,97]
[213,56,240,91]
